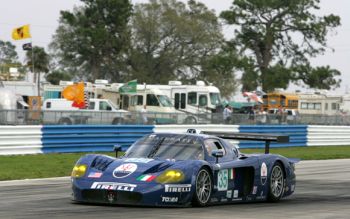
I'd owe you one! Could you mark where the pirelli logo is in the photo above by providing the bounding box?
[91,182,137,192]
[165,184,191,193]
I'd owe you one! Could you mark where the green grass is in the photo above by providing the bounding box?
[1,146,350,181]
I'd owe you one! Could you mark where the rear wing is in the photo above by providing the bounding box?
[201,131,289,154]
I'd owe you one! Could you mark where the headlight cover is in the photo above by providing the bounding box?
[71,164,87,178]
[156,169,185,184]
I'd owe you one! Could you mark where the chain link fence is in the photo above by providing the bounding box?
[0,109,349,126]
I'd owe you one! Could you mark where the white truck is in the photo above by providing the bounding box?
[42,98,129,125]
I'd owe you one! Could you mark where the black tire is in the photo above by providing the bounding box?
[58,118,72,125]
[267,162,285,202]
[112,118,124,125]
[192,168,212,207]
[184,116,197,124]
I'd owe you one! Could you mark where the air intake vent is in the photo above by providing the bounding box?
[91,156,114,171]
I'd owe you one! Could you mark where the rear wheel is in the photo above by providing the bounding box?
[58,118,72,125]
[184,116,197,124]
[112,118,124,125]
[268,163,285,202]
[192,168,212,207]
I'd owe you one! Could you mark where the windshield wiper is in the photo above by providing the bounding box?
[148,137,165,158]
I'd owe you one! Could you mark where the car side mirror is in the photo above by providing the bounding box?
[113,145,122,158]
[212,150,224,163]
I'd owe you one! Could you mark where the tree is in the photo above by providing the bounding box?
[25,46,50,94]
[46,70,73,85]
[0,40,18,64]
[0,40,19,74]
[50,0,132,82]
[221,0,341,92]
[129,0,227,86]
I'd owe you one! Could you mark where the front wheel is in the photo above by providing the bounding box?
[268,163,285,202]
[192,168,212,207]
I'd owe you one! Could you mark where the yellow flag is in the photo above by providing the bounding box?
[12,25,31,40]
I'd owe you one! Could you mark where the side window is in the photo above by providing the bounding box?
[146,94,159,106]
[99,101,112,111]
[199,94,207,107]
[180,93,186,109]
[88,101,95,110]
[46,102,51,109]
[188,92,197,105]
[174,93,180,109]
[137,95,143,105]
[204,139,226,157]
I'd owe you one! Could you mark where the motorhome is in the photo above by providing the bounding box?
[102,81,222,124]
[146,81,222,114]
[42,98,128,125]
[102,84,178,124]
[298,92,341,115]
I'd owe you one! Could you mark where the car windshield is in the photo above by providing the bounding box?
[210,93,221,105]
[124,134,204,160]
[157,95,173,107]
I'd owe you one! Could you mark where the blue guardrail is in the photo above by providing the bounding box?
[41,125,154,153]
[238,125,308,148]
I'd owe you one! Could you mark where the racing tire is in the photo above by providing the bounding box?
[58,118,72,125]
[112,118,124,125]
[184,116,197,124]
[267,162,285,202]
[192,168,212,207]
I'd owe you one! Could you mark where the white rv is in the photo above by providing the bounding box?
[42,98,128,125]
[102,81,222,124]
[147,81,222,114]
[102,85,179,124]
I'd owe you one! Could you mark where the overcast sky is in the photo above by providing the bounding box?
[0,0,349,93]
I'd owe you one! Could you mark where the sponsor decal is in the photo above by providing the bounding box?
[233,190,239,198]
[252,186,257,195]
[162,196,178,203]
[256,191,265,200]
[260,162,268,185]
[226,190,232,199]
[137,174,156,182]
[220,198,228,202]
[88,171,102,178]
[165,184,191,193]
[210,197,219,203]
[217,169,228,191]
[124,158,153,163]
[107,191,115,202]
[229,168,235,180]
[291,184,295,192]
[113,163,137,178]
[91,182,137,192]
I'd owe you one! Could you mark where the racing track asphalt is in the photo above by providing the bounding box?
[0,159,349,219]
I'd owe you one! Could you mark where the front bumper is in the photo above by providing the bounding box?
[71,178,193,207]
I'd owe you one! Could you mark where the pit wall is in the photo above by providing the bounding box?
[0,125,345,155]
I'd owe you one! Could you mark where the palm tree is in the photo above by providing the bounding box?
[25,46,50,95]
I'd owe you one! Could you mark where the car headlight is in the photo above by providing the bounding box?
[71,164,87,178]
[156,169,185,184]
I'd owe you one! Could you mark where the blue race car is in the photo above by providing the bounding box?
[71,130,297,207]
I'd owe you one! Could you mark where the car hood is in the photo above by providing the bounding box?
[86,156,190,182]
